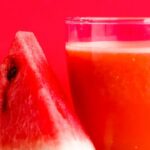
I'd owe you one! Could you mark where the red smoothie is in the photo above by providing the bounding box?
[66,41,150,150]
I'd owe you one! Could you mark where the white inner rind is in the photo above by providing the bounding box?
[1,137,94,150]
[66,41,150,53]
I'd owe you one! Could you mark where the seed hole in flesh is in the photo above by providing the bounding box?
[2,91,7,112]
[2,61,19,112]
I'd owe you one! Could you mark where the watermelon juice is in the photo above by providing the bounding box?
[66,41,150,150]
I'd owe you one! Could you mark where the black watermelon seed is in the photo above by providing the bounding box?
[7,66,18,81]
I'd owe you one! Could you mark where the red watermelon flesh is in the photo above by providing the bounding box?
[0,32,95,150]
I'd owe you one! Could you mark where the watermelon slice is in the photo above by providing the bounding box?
[0,32,95,150]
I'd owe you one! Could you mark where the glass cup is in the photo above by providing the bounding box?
[65,17,150,150]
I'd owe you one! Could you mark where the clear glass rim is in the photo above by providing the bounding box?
[65,17,150,24]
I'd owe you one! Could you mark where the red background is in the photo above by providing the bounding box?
[0,0,150,96]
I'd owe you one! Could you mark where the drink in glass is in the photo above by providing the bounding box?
[66,18,150,150]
